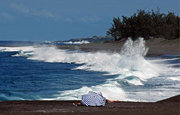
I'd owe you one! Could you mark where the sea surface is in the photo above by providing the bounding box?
[0,38,180,102]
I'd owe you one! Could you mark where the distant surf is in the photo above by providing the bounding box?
[63,40,90,45]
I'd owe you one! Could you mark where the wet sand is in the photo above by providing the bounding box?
[0,95,179,115]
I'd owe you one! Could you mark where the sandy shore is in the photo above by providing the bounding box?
[0,95,179,115]
[58,38,180,56]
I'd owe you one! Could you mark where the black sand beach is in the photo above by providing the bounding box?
[58,38,180,56]
[0,95,179,115]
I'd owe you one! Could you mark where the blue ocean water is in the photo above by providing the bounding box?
[0,39,180,102]
[0,51,115,101]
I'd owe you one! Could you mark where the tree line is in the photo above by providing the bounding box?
[107,9,180,41]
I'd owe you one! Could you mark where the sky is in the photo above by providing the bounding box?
[0,0,179,41]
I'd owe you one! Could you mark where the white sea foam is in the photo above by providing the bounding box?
[2,38,179,101]
[5,38,162,84]
[42,81,127,101]
[0,46,35,52]
[169,77,180,81]
[26,38,163,101]
[26,38,161,81]
[64,40,90,45]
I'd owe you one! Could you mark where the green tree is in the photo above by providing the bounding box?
[107,9,180,41]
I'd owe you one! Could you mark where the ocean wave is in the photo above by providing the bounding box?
[1,38,179,101]
[0,46,35,52]
[0,38,162,82]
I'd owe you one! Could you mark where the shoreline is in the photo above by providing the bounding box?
[0,39,179,114]
[0,94,179,115]
[1,38,179,57]
[57,38,180,57]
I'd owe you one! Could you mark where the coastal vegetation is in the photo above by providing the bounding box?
[107,9,180,41]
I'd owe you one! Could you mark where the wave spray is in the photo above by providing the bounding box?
[2,38,164,101]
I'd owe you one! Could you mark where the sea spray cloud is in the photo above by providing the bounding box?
[120,37,149,57]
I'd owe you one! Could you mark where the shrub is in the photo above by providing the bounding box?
[107,9,180,40]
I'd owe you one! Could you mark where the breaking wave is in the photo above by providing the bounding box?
[1,37,177,101]
[25,38,160,81]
